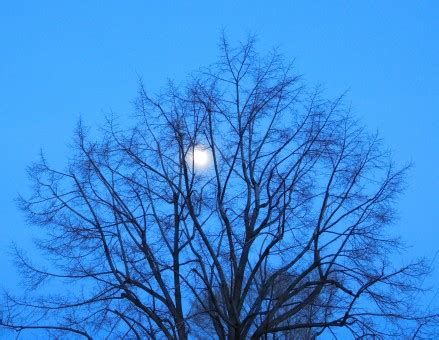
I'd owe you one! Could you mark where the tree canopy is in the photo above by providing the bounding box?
[1,37,437,339]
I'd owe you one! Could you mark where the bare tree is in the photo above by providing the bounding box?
[1,37,437,339]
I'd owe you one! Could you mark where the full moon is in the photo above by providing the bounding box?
[189,145,212,170]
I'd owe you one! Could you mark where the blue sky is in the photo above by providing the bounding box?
[0,0,438,313]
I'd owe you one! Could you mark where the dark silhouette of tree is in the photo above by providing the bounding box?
[1,37,437,339]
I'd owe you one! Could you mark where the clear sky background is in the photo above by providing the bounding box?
[0,0,438,320]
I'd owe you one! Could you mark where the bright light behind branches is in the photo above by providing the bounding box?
[187,145,212,171]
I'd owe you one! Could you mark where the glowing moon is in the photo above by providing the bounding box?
[188,145,212,170]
